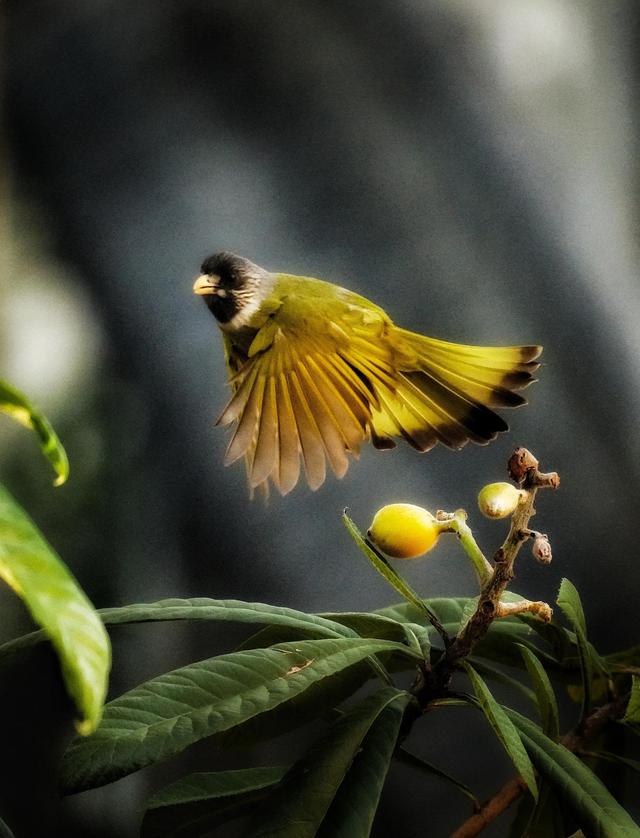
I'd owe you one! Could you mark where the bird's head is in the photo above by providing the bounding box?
[193,252,271,328]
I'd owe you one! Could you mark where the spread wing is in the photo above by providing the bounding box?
[217,291,540,494]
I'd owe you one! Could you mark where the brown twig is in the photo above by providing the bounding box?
[432,449,559,687]
[449,696,628,838]
[402,449,563,824]
[450,777,526,838]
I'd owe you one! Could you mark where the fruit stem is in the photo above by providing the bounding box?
[435,510,494,587]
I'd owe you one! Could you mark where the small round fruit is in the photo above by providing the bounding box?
[368,503,440,559]
[477,482,522,519]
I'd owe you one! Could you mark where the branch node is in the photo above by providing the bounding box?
[532,470,560,490]
[507,447,539,482]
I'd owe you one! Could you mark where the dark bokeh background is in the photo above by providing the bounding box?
[1,1,639,835]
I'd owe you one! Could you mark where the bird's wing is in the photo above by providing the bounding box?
[218,292,540,494]
[218,292,381,494]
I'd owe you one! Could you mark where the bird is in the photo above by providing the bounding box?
[193,252,541,495]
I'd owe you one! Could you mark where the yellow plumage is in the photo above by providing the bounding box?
[208,270,541,495]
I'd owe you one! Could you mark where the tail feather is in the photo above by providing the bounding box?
[364,330,541,452]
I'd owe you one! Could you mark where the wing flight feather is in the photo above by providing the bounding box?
[217,294,541,494]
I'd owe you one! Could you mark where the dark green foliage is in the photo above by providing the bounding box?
[54,577,639,836]
[1,403,638,836]
[140,767,288,837]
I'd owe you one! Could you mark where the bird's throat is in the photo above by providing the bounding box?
[203,292,241,325]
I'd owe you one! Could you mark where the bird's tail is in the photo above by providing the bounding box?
[366,329,541,452]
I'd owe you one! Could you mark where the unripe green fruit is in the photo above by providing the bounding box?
[477,482,523,519]
[368,503,440,559]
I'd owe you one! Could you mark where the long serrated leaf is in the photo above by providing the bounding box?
[378,597,471,625]
[441,621,553,670]
[97,600,353,637]
[322,611,427,655]
[518,644,560,740]
[0,485,109,734]
[557,579,607,720]
[518,615,583,677]
[0,597,359,659]
[0,379,69,486]
[507,709,640,837]
[343,512,446,641]
[61,637,419,794]
[467,657,536,705]
[0,600,423,678]
[217,660,373,750]
[376,596,556,668]
[234,623,418,682]
[249,688,410,838]
[378,596,522,630]
[464,663,538,800]
[317,694,410,838]
[509,784,565,838]
[141,766,288,837]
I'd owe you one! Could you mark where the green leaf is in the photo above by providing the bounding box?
[377,595,504,628]
[0,379,69,486]
[556,579,588,637]
[464,663,538,800]
[396,748,479,809]
[61,637,419,793]
[97,599,355,636]
[377,596,558,669]
[222,618,418,749]
[233,623,417,683]
[509,784,565,838]
[624,675,640,727]
[0,601,420,690]
[141,766,288,837]
[217,660,373,750]
[467,657,536,705]
[317,693,411,838]
[378,596,471,626]
[0,597,362,660]
[507,709,640,837]
[518,644,560,740]
[342,512,446,640]
[249,688,410,838]
[0,485,110,734]
[322,611,427,655]
[556,578,607,720]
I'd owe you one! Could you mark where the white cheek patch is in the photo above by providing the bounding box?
[223,295,263,330]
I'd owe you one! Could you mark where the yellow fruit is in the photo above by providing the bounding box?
[477,482,522,519]
[367,503,440,559]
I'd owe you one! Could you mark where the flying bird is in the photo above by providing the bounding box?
[194,253,541,495]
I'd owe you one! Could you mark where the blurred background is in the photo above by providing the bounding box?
[1,1,639,835]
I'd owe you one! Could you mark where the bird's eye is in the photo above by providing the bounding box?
[218,269,240,290]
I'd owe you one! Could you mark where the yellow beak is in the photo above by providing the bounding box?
[193,274,219,296]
